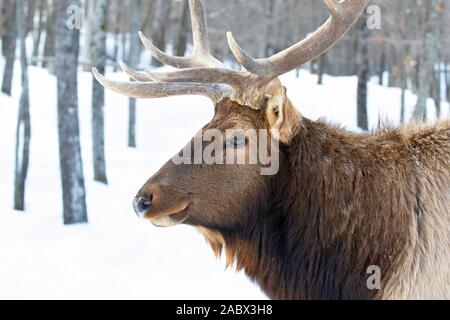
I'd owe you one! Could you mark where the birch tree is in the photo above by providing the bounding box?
[357,15,369,131]
[82,0,94,70]
[43,0,55,70]
[127,0,141,148]
[413,0,440,121]
[31,0,46,66]
[14,0,31,211]
[55,0,88,224]
[1,0,17,95]
[174,0,190,57]
[90,0,108,183]
[150,0,172,67]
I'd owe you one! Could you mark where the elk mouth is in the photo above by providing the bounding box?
[147,203,191,228]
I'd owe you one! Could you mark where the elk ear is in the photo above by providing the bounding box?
[266,86,301,144]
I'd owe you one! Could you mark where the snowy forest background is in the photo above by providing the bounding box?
[0,0,449,299]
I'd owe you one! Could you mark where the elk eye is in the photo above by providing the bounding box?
[273,107,280,118]
[226,133,247,148]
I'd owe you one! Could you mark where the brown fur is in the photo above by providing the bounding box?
[138,97,450,300]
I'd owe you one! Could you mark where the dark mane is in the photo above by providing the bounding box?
[201,117,450,300]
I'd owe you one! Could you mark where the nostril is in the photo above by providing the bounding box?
[133,196,152,217]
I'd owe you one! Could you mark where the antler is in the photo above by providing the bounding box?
[94,0,368,107]
[227,0,369,78]
[94,0,236,103]
[138,0,222,69]
[93,68,232,103]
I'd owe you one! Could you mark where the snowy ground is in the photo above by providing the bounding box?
[0,63,448,300]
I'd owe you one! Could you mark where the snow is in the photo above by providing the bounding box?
[0,62,448,300]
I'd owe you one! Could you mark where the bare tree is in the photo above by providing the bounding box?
[42,0,55,70]
[1,0,17,95]
[120,1,128,69]
[127,0,141,148]
[357,15,369,131]
[264,0,275,56]
[175,0,190,57]
[26,0,37,33]
[14,0,31,211]
[150,0,173,67]
[82,0,94,70]
[31,0,46,66]
[0,0,6,39]
[430,4,444,119]
[111,0,122,71]
[413,0,440,121]
[55,0,88,224]
[446,60,450,102]
[90,0,108,183]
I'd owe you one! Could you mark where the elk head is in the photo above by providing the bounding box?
[94,0,368,230]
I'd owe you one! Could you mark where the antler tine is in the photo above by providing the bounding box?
[188,0,223,66]
[97,0,369,108]
[119,59,246,89]
[102,0,238,105]
[138,31,207,69]
[119,60,153,82]
[227,0,369,78]
[189,0,210,55]
[323,0,341,18]
[139,0,222,69]
[93,68,232,103]
[144,68,247,87]
[227,32,273,78]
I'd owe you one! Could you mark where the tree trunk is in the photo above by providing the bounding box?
[31,0,45,67]
[411,58,419,95]
[0,0,7,42]
[128,0,141,148]
[120,1,127,66]
[400,54,408,124]
[400,86,406,124]
[91,0,108,184]
[431,63,441,119]
[55,0,88,225]
[82,0,95,71]
[14,0,31,211]
[140,0,156,33]
[150,0,172,67]
[413,55,429,121]
[128,101,137,148]
[174,0,190,57]
[309,61,315,75]
[26,0,36,33]
[445,61,449,102]
[112,30,120,71]
[42,0,55,71]
[317,54,327,85]
[264,0,275,56]
[351,29,359,76]
[388,46,400,88]
[357,17,369,131]
[111,1,121,71]
[1,0,17,96]
[413,1,440,121]
[377,44,386,86]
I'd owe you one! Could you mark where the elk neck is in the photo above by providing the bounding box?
[203,118,417,300]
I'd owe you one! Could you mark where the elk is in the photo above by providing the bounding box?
[94,0,450,300]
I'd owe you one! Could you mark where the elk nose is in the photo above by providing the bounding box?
[133,196,152,218]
